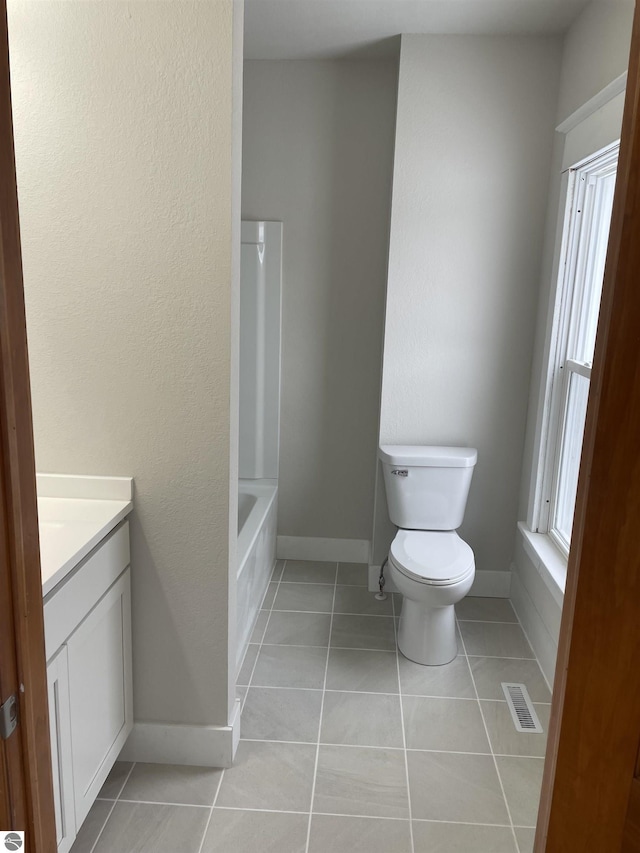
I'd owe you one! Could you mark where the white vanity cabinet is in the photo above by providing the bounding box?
[44,521,133,851]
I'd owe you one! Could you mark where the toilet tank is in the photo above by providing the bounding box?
[379,445,477,530]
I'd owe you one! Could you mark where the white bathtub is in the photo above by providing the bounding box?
[237,478,278,674]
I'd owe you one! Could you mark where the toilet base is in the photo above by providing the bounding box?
[397,599,458,666]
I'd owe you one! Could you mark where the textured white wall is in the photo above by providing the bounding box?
[242,61,397,541]
[9,1,240,728]
[377,35,562,575]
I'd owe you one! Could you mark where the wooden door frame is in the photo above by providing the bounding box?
[0,0,56,849]
[536,1,640,850]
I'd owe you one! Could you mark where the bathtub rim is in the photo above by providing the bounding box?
[237,478,278,575]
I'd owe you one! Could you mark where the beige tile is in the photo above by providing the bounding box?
[495,756,545,826]
[407,751,509,824]
[460,621,534,658]
[120,763,222,806]
[92,802,209,853]
[399,654,475,698]
[237,644,260,685]
[469,656,551,702]
[216,740,316,811]
[202,809,307,853]
[282,560,337,584]
[403,696,490,753]
[261,582,278,609]
[331,614,396,651]
[456,596,518,622]
[97,761,133,799]
[412,821,517,852]
[252,644,328,689]
[70,799,113,853]
[264,611,331,646]
[249,610,270,643]
[515,826,536,852]
[333,586,393,616]
[314,745,409,819]
[481,701,550,757]
[321,691,403,748]
[273,582,335,612]
[309,815,412,853]
[271,560,285,581]
[337,563,368,587]
[242,686,323,742]
[326,648,399,693]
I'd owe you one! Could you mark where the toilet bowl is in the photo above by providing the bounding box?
[379,444,478,667]
[389,529,475,665]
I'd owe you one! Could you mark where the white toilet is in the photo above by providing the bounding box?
[379,445,477,666]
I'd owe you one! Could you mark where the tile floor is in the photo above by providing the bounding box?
[72,559,551,853]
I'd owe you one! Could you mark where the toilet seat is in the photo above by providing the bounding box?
[390,530,474,586]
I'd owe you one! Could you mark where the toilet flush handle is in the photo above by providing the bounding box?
[391,469,408,477]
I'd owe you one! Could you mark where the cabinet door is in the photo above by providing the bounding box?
[47,647,76,853]
[67,569,132,827]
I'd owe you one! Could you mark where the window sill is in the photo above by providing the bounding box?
[517,522,566,607]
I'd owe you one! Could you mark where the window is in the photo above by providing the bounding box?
[538,143,618,556]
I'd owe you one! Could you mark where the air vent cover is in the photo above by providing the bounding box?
[501,682,543,733]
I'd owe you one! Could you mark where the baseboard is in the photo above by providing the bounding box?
[510,569,558,690]
[120,699,241,768]
[277,536,370,564]
[368,565,511,598]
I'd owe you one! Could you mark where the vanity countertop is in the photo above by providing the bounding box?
[38,474,133,597]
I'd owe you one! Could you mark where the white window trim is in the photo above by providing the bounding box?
[530,141,619,557]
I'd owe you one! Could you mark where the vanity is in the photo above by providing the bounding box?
[39,475,134,853]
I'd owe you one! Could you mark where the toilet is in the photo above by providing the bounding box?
[379,444,477,666]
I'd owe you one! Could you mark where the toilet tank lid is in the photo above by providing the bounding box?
[378,445,477,468]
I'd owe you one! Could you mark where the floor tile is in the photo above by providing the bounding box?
[403,696,490,753]
[252,644,328,689]
[469,656,551,702]
[202,809,308,853]
[481,700,549,757]
[495,756,544,826]
[331,614,396,651]
[399,654,475,698]
[273,582,335,612]
[412,820,517,852]
[242,686,323,742]
[261,582,278,609]
[460,621,534,658]
[309,815,412,853]
[321,691,403,748]
[333,586,393,616]
[97,761,133,799]
[216,740,316,811]
[337,563,368,587]
[249,610,269,643]
[263,611,331,646]
[407,751,509,824]
[325,648,399,693]
[237,644,259,685]
[92,802,209,853]
[236,685,247,705]
[515,826,536,852]
[314,744,409,818]
[271,560,285,581]
[282,560,337,584]
[120,763,222,806]
[70,799,113,853]
[456,596,518,623]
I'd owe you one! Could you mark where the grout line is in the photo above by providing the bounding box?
[244,559,288,702]
[270,609,394,618]
[457,618,521,625]
[393,594,415,853]
[196,764,226,853]
[304,562,338,853]
[456,613,521,853]
[87,762,136,853]
[116,798,213,809]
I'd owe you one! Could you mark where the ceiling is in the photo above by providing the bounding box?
[243,0,592,60]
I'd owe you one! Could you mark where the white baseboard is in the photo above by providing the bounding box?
[510,570,558,690]
[121,699,241,768]
[277,536,370,564]
[368,565,511,598]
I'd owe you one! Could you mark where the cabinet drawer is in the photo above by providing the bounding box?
[44,521,129,661]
